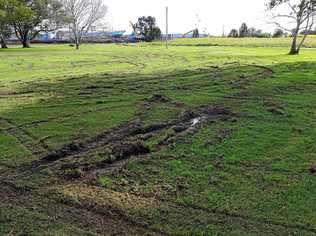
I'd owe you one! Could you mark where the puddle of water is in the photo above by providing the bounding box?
[191,117,201,126]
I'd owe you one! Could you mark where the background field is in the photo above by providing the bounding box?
[167,36,316,47]
[1,38,316,235]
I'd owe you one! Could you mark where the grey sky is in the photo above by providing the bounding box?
[105,0,273,35]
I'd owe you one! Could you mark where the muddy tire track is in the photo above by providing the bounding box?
[23,100,238,174]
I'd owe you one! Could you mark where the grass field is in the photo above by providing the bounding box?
[167,36,316,48]
[1,38,316,235]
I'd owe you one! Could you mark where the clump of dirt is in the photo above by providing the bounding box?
[60,162,81,170]
[148,94,171,103]
[140,123,171,134]
[172,125,188,133]
[181,110,198,121]
[200,105,235,117]
[111,141,150,160]
[43,143,83,162]
[62,168,84,180]
[309,165,316,174]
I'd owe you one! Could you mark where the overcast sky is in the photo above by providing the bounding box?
[105,0,273,35]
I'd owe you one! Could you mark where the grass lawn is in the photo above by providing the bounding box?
[1,38,316,235]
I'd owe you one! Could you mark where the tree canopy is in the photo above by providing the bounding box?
[133,16,162,41]
[0,0,66,47]
[239,23,248,37]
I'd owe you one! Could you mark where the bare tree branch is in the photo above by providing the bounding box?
[62,0,107,49]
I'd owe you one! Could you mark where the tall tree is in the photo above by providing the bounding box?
[267,0,316,54]
[192,28,199,38]
[0,21,11,48]
[228,29,239,37]
[273,28,285,37]
[0,2,11,48]
[62,0,107,50]
[5,0,65,48]
[133,16,162,41]
[239,23,249,37]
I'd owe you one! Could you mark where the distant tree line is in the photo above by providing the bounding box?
[300,27,316,35]
[228,23,285,38]
[0,0,107,49]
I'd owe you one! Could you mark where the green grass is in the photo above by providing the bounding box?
[166,36,316,48]
[99,176,113,188]
[1,39,316,235]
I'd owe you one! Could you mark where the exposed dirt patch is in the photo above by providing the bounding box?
[111,141,150,160]
[148,94,171,103]
[43,143,83,162]
[309,165,316,174]
[199,105,236,117]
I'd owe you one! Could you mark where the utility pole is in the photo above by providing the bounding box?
[166,6,169,49]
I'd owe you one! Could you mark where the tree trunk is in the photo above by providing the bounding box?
[297,28,311,54]
[20,34,30,48]
[289,23,301,55]
[22,39,30,48]
[0,37,8,48]
[289,34,299,55]
[74,33,80,50]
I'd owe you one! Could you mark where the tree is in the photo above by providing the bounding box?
[0,19,11,48]
[239,23,248,37]
[248,27,257,37]
[0,2,11,48]
[149,26,161,40]
[228,29,238,37]
[267,0,316,55]
[133,16,162,41]
[4,0,66,48]
[192,28,199,38]
[273,28,285,37]
[62,0,107,49]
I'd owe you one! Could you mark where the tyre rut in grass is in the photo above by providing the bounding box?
[29,94,239,179]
